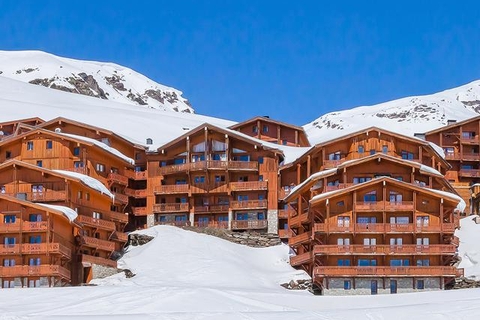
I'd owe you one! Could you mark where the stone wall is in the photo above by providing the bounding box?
[267,210,278,234]
[182,226,282,247]
[323,277,442,296]
[146,214,155,228]
[91,264,121,280]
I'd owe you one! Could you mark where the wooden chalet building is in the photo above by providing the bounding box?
[145,123,282,233]
[424,116,480,214]
[229,116,311,147]
[0,194,76,288]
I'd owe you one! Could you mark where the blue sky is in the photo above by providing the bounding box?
[1,1,479,125]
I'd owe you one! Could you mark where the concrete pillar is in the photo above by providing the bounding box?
[228,210,233,230]
[146,214,155,227]
[267,209,278,234]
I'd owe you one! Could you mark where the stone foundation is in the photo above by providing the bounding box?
[267,209,278,234]
[146,214,155,228]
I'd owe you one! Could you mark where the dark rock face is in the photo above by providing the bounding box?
[127,233,155,246]
[281,279,312,291]
[449,277,480,289]
[29,73,107,99]
[123,269,136,278]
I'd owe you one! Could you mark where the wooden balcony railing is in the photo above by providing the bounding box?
[355,202,386,211]
[155,220,191,227]
[76,215,116,231]
[0,243,71,257]
[324,184,354,192]
[0,222,21,233]
[323,159,345,168]
[124,170,148,180]
[0,221,49,233]
[460,136,479,144]
[102,210,129,224]
[288,232,311,246]
[153,203,189,213]
[131,206,148,216]
[193,221,229,229]
[385,223,415,233]
[230,199,267,210]
[278,188,293,199]
[107,172,129,186]
[313,244,457,255]
[313,222,455,234]
[124,188,147,198]
[354,223,385,233]
[193,205,209,213]
[290,251,312,266]
[446,153,480,161]
[209,204,230,212]
[451,236,460,246]
[110,231,128,243]
[290,213,310,227]
[66,167,87,174]
[157,160,258,175]
[13,191,67,202]
[459,169,480,177]
[154,184,189,194]
[113,192,129,204]
[278,229,292,238]
[314,266,462,278]
[0,264,71,280]
[79,236,115,252]
[385,201,414,211]
[81,254,117,268]
[231,220,267,230]
[278,208,295,219]
[230,181,268,191]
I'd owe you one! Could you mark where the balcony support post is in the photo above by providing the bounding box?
[228,210,233,230]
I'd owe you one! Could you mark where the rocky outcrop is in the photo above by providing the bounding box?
[29,73,107,99]
[182,227,281,247]
[127,233,155,246]
[281,279,312,291]
[449,277,480,289]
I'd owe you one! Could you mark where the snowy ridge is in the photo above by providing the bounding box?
[0,50,194,113]
[304,80,480,144]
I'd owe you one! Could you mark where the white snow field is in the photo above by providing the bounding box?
[1,222,480,320]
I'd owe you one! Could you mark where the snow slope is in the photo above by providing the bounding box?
[456,215,480,280]
[1,223,480,319]
[0,50,194,113]
[0,76,234,150]
[304,80,480,144]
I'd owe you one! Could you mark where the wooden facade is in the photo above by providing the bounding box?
[424,117,480,214]
[229,116,310,147]
[146,124,280,232]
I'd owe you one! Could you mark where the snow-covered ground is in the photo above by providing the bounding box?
[1,222,480,319]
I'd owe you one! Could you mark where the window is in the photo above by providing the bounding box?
[85,193,90,201]
[353,177,371,184]
[337,238,350,246]
[282,139,288,145]
[252,125,258,133]
[416,280,425,290]
[175,179,187,185]
[212,153,226,161]
[382,145,388,154]
[262,125,269,133]
[4,215,16,223]
[36,160,42,167]
[358,259,377,266]
[191,154,205,162]
[3,259,15,267]
[416,216,429,228]
[358,145,364,154]
[344,280,352,290]
[363,191,376,202]
[258,157,264,164]
[194,176,205,184]
[73,147,80,156]
[237,195,249,201]
[257,212,265,220]
[390,259,409,266]
[27,141,34,150]
[416,259,430,266]
[389,191,403,203]
[46,140,53,149]
[92,212,102,219]
[357,216,376,224]
[77,191,83,199]
[29,214,42,222]
[363,238,377,246]
[370,149,376,155]
[74,161,84,168]
[218,216,228,222]
[4,237,16,247]
[238,176,249,182]
[337,259,351,266]
[96,163,105,172]
[401,150,414,160]
[174,158,186,164]
[462,131,475,139]
[29,258,41,266]
[337,201,345,206]
[5,151,11,159]
[258,175,263,182]
[135,152,141,160]
[29,235,41,244]
[389,237,403,246]
[337,216,350,227]
[236,212,249,220]
[444,147,454,155]
[0,186,4,194]
[328,151,341,161]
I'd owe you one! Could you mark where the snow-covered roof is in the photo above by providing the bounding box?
[57,132,135,165]
[36,203,78,221]
[285,168,338,200]
[53,170,115,200]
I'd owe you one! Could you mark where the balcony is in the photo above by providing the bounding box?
[81,254,117,268]
[324,184,354,192]
[446,153,480,161]
[290,213,310,227]
[288,231,311,246]
[0,243,71,257]
[154,184,189,194]
[102,210,129,224]
[153,203,189,213]
[313,244,457,255]
[113,192,129,204]
[355,201,386,211]
[460,136,479,144]
[278,229,292,238]
[230,199,267,210]
[290,251,312,266]
[312,222,353,233]
[66,167,87,175]
[0,221,49,233]
[157,163,190,175]
[230,181,268,191]
[193,204,229,213]
[231,220,267,230]
[157,160,258,175]
[107,172,128,186]
[278,207,295,219]
[17,191,67,202]
[124,188,147,198]
[0,264,71,280]
[110,231,128,243]
[314,266,462,278]
[124,170,147,180]
[79,236,115,252]
[384,223,415,233]
[323,159,345,168]
[76,215,116,231]
[355,223,385,233]
[385,201,414,211]
[131,206,148,216]
[193,221,229,229]
[459,169,480,177]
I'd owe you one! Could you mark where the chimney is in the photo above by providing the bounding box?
[263,115,270,119]
[447,119,457,125]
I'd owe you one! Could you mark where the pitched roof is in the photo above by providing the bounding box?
[229,116,305,132]
[424,115,480,135]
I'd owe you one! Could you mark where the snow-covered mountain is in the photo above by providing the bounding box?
[304,80,480,144]
[0,50,193,113]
